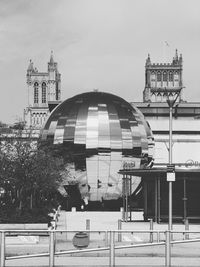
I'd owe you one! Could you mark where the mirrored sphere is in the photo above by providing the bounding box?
[40,91,154,204]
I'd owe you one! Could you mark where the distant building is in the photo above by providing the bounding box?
[24,52,61,129]
[134,49,200,165]
[131,50,200,222]
[143,49,183,102]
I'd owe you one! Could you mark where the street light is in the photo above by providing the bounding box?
[165,88,182,267]
[165,88,182,231]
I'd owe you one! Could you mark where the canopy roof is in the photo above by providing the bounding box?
[119,167,200,177]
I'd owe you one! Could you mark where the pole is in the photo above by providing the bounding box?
[125,176,128,222]
[185,218,189,240]
[165,230,171,267]
[49,231,55,267]
[130,176,132,221]
[109,231,115,267]
[0,231,5,267]
[118,220,122,242]
[122,175,125,221]
[169,105,173,231]
[150,219,153,243]
[86,219,90,239]
[169,106,173,164]
[105,231,108,247]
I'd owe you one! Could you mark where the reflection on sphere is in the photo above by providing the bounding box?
[40,91,154,207]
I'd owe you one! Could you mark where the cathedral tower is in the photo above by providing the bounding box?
[24,52,61,128]
[143,49,183,102]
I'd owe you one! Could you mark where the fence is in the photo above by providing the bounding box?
[1,228,200,267]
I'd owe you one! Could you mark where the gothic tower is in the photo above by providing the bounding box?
[143,49,183,102]
[24,52,61,128]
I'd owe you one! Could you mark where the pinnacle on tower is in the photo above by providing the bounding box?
[27,59,34,72]
[175,49,178,60]
[146,53,151,66]
[179,53,183,65]
[50,50,54,65]
[172,49,180,65]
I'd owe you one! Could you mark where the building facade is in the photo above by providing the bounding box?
[24,52,61,129]
[134,49,200,166]
[130,50,200,221]
[143,49,183,103]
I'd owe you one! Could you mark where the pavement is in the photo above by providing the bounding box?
[2,210,200,266]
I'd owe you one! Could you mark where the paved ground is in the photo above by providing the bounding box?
[4,255,200,267]
[3,210,200,266]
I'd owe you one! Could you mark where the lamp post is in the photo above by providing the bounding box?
[165,89,182,267]
[165,88,182,231]
[167,99,174,232]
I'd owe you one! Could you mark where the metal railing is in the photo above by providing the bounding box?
[1,228,200,267]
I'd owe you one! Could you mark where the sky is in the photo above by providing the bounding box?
[1,0,200,124]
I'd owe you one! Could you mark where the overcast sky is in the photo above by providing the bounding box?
[1,0,200,123]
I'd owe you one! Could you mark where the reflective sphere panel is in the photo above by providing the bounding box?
[40,92,154,201]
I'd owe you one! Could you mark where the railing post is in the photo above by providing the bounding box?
[165,230,171,267]
[184,218,189,240]
[64,211,67,240]
[157,231,160,243]
[105,231,108,246]
[118,219,122,242]
[49,231,55,267]
[109,231,115,267]
[150,219,153,243]
[120,207,124,221]
[0,231,5,267]
[86,219,90,239]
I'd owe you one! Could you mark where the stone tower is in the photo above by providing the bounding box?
[24,52,61,128]
[143,49,183,102]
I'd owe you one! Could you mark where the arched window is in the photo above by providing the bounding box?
[151,71,155,80]
[56,82,59,100]
[169,72,173,82]
[174,71,179,80]
[34,82,39,104]
[42,82,46,103]
[163,72,167,82]
[157,72,161,82]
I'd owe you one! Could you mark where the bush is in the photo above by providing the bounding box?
[0,206,52,223]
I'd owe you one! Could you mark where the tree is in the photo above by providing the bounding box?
[10,121,26,130]
[0,130,64,223]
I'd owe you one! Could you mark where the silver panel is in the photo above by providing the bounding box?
[40,92,154,202]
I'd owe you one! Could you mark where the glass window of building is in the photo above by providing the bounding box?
[151,71,155,81]
[163,72,167,81]
[34,82,39,104]
[174,71,179,80]
[157,72,161,82]
[169,72,173,81]
[42,82,46,103]
[56,83,59,100]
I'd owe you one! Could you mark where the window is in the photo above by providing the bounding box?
[151,71,155,81]
[174,71,179,80]
[163,72,167,82]
[34,82,39,103]
[157,72,161,82]
[169,72,173,82]
[42,82,46,103]
[56,82,59,100]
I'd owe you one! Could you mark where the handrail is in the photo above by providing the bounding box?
[1,229,200,267]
